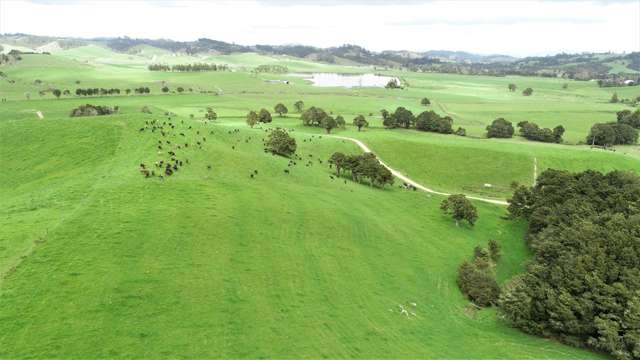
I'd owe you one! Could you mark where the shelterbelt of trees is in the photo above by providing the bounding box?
[148,63,229,72]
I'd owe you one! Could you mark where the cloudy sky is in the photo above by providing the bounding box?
[0,0,638,56]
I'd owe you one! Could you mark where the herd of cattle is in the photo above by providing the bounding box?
[136,114,331,182]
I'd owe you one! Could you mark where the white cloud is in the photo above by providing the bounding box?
[0,0,638,56]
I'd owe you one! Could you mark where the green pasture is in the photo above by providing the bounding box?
[0,45,634,358]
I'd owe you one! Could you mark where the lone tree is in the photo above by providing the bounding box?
[353,115,369,131]
[52,89,61,99]
[294,100,304,113]
[258,108,272,123]
[440,194,478,226]
[205,107,217,121]
[274,103,288,117]
[610,92,619,103]
[420,97,431,106]
[522,87,533,96]
[385,78,401,89]
[508,83,517,92]
[265,128,296,157]
[246,110,258,128]
[321,116,338,134]
[486,118,514,138]
[301,106,328,126]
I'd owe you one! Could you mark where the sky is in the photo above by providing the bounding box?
[0,0,639,56]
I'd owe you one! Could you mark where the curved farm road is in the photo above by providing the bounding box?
[330,135,509,206]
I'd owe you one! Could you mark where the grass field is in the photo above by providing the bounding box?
[0,45,635,358]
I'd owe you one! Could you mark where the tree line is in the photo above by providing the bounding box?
[148,63,228,72]
[381,107,467,136]
[329,152,394,188]
[485,118,565,143]
[71,87,151,97]
[587,109,640,146]
[253,64,289,74]
[300,106,348,133]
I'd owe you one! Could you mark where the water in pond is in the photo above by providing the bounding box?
[290,73,398,88]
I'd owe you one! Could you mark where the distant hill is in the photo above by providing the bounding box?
[1,33,638,80]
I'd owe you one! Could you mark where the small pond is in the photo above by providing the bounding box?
[289,73,398,88]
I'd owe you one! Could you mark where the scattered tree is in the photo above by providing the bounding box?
[321,116,338,134]
[454,127,467,136]
[486,118,514,138]
[294,100,304,113]
[488,239,500,262]
[385,78,401,89]
[457,261,500,307]
[265,128,296,157]
[246,110,258,128]
[274,103,288,117]
[420,97,431,106]
[522,87,533,96]
[301,106,328,127]
[508,83,517,92]
[205,107,217,121]
[415,110,452,134]
[617,109,640,128]
[258,108,272,123]
[353,115,369,131]
[440,194,478,226]
[335,115,346,128]
[52,89,61,99]
[610,92,619,103]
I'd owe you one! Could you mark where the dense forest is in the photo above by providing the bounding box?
[505,170,640,360]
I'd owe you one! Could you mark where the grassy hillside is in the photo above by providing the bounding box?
[0,49,634,358]
[0,112,604,359]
